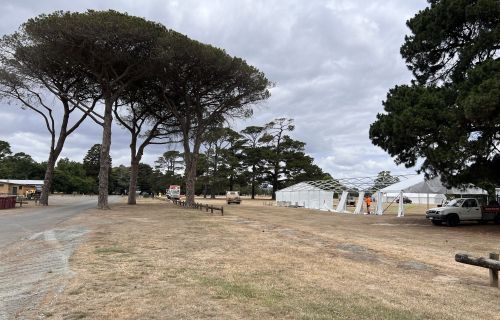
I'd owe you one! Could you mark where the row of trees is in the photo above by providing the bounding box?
[0,10,271,207]
[0,140,178,195]
[1,125,330,199]
[178,118,331,199]
[0,141,45,179]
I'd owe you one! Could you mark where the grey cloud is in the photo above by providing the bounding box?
[0,0,428,179]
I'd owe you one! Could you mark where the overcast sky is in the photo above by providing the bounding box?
[0,0,428,179]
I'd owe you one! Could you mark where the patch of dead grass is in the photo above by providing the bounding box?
[35,198,500,319]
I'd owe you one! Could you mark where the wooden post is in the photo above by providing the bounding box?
[455,253,500,270]
[206,204,209,212]
[490,252,499,287]
[210,206,213,214]
[221,206,224,216]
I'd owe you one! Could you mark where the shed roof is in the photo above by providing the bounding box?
[0,179,45,186]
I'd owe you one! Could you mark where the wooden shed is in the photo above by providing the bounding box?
[0,179,44,197]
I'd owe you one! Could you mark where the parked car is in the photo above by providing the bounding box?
[396,196,412,204]
[347,195,356,206]
[226,191,241,204]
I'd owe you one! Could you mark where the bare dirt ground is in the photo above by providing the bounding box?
[16,198,500,319]
[0,195,120,319]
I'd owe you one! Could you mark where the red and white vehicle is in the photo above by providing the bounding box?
[166,185,181,200]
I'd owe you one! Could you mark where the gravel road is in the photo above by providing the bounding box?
[0,195,121,319]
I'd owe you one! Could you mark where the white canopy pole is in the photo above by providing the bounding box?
[397,190,404,217]
[335,191,348,213]
[376,191,383,215]
[354,191,365,214]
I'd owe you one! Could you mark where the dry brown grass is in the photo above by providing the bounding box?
[36,198,500,319]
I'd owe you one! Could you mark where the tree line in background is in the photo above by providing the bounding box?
[0,10,271,207]
[0,117,331,199]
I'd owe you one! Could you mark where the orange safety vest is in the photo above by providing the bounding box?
[365,197,372,206]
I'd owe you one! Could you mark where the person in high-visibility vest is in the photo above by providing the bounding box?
[364,195,372,214]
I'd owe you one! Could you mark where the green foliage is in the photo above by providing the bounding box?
[155,151,184,174]
[257,118,330,198]
[52,158,94,193]
[154,30,271,203]
[0,150,45,179]
[21,10,167,95]
[110,165,130,194]
[83,144,102,180]
[157,31,271,121]
[200,127,244,197]
[137,163,153,193]
[240,126,267,198]
[82,144,112,193]
[401,0,500,84]
[370,0,500,189]
[0,140,12,160]
[373,171,400,191]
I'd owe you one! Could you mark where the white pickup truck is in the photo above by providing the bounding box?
[426,198,500,227]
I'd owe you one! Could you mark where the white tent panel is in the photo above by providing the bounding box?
[275,182,333,211]
[383,193,447,205]
[320,191,334,211]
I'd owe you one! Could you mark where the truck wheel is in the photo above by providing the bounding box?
[446,214,459,227]
[494,214,500,225]
[431,220,442,226]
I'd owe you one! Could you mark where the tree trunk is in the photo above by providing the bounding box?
[39,151,57,206]
[128,159,139,205]
[127,134,140,205]
[251,164,256,199]
[184,154,198,206]
[98,98,113,209]
[211,153,218,199]
[272,166,278,200]
[229,175,234,191]
[40,118,67,206]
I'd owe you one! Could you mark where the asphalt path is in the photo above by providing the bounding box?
[0,195,120,250]
[0,195,122,319]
